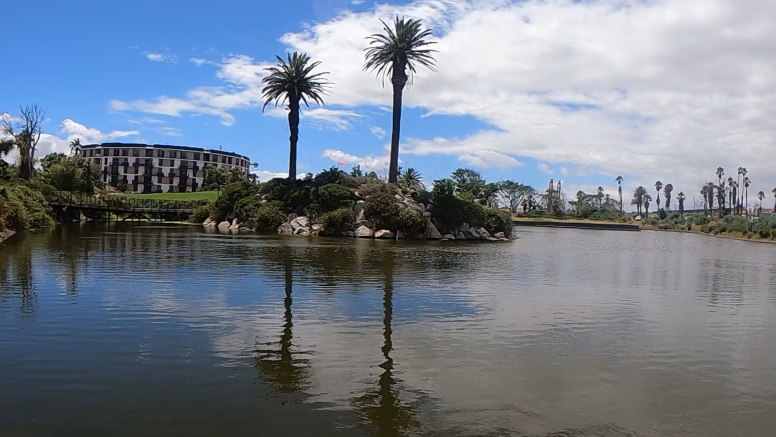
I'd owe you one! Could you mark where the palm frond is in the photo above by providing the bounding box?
[363,16,437,86]
[261,52,331,111]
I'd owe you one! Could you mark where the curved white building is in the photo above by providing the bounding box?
[77,143,252,194]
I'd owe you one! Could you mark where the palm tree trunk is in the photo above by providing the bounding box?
[287,96,300,180]
[388,69,407,184]
[619,187,622,214]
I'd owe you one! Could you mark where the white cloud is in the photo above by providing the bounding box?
[369,125,386,139]
[158,126,182,137]
[2,118,137,164]
[560,167,569,177]
[251,169,308,181]
[273,0,776,204]
[144,52,176,63]
[190,57,210,67]
[321,148,390,172]
[537,162,553,175]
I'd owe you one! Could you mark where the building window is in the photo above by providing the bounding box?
[227,157,233,165]
[104,158,108,165]
[170,160,175,167]
[157,150,165,158]
[221,156,226,163]
[170,151,177,159]
[193,153,200,161]
[132,149,140,157]
[203,153,210,161]
[180,152,188,159]
[212,155,218,162]
[95,149,101,156]
[122,149,128,156]
[113,148,119,156]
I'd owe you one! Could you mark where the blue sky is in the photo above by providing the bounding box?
[3,0,775,210]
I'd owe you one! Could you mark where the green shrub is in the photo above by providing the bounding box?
[395,209,428,236]
[715,222,728,233]
[321,207,355,231]
[0,181,56,230]
[316,183,354,212]
[689,213,709,226]
[658,208,667,220]
[364,193,398,226]
[190,202,216,223]
[304,203,322,221]
[754,219,776,238]
[483,208,513,238]
[255,201,287,231]
[233,196,262,223]
[700,224,710,233]
[722,215,748,234]
[215,180,260,220]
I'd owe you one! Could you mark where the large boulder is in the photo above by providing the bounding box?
[375,230,395,239]
[460,222,471,232]
[442,234,455,241]
[355,225,374,238]
[477,227,491,239]
[312,223,325,232]
[356,208,366,223]
[456,231,466,240]
[494,232,506,239]
[203,217,214,226]
[277,222,294,235]
[290,216,310,230]
[462,227,481,240]
[229,218,240,229]
[424,221,443,240]
[294,227,310,236]
[218,221,231,229]
[406,202,424,213]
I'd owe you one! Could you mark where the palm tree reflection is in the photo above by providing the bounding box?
[254,246,312,399]
[352,250,419,436]
[0,236,36,315]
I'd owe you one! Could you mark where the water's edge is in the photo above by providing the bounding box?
[0,228,16,244]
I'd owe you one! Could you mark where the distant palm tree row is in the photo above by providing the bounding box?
[625,166,776,219]
[261,17,436,183]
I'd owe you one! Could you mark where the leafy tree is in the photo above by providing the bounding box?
[597,186,604,208]
[40,153,68,172]
[643,194,653,217]
[757,190,765,214]
[350,165,364,178]
[654,181,663,210]
[40,154,101,194]
[364,17,436,183]
[69,138,82,156]
[743,176,751,214]
[450,168,485,201]
[0,105,46,180]
[663,183,673,210]
[632,186,647,216]
[499,180,535,214]
[262,52,330,180]
[616,175,624,213]
[482,182,500,208]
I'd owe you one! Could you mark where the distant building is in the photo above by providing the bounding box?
[76,143,252,194]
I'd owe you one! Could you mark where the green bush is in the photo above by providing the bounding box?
[700,224,710,233]
[658,208,667,220]
[215,180,260,221]
[233,196,262,223]
[190,202,216,223]
[689,213,709,226]
[316,183,354,212]
[483,208,513,238]
[363,193,398,227]
[0,181,56,230]
[321,207,355,231]
[395,209,428,236]
[715,222,728,233]
[304,203,322,221]
[754,219,776,238]
[255,201,287,231]
[722,215,748,234]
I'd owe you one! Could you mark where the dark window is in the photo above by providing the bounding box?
[170,160,175,167]
[132,149,140,157]
[145,158,153,165]
[157,150,165,158]
[180,152,188,159]
[203,153,210,161]
[104,158,108,165]
[228,157,233,165]
[193,153,200,161]
[113,148,119,156]
[145,149,153,157]
[170,151,177,158]
[221,156,226,163]
[95,149,101,156]
[212,155,218,162]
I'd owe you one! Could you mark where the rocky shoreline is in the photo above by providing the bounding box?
[202,215,512,241]
[0,228,16,244]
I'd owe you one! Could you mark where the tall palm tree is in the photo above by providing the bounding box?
[677,192,686,217]
[706,183,715,215]
[772,188,776,212]
[632,186,647,216]
[69,138,82,156]
[262,52,330,179]
[700,186,709,214]
[643,194,652,218]
[664,183,673,211]
[616,176,624,213]
[364,17,437,184]
[736,167,744,214]
[597,186,604,208]
[739,168,748,213]
[654,181,663,210]
[757,191,765,214]
[727,177,734,213]
[744,176,751,215]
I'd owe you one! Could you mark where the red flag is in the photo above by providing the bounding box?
[339,161,347,166]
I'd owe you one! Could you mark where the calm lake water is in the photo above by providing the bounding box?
[1,224,775,437]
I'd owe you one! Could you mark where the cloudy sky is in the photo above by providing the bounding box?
[3,0,775,210]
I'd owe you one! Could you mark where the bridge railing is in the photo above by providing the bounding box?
[51,191,210,212]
